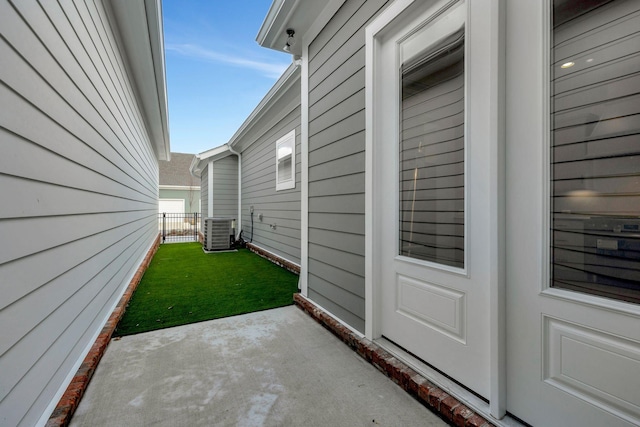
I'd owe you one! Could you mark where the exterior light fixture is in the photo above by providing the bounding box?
[561,61,575,68]
[283,29,295,52]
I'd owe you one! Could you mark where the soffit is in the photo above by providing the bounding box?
[257,0,347,56]
[107,0,171,161]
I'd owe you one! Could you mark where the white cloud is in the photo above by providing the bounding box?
[166,43,288,79]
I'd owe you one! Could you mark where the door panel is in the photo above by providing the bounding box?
[396,274,466,342]
[372,0,491,398]
[544,316,640,419]
[506,1,640,425]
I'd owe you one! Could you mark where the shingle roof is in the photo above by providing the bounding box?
[159,152,198,187]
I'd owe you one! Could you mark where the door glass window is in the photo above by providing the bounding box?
[551,0,640,303]
[399,22,465,268]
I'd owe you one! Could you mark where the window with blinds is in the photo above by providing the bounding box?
[399,28,465,268]
[551,0,640,303]
[276,130,295,191]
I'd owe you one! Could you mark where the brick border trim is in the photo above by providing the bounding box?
[46,234,161,427]
[293,293,494,427]
[246,243,300,275]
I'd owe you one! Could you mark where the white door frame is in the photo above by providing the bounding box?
[364,0,507,419]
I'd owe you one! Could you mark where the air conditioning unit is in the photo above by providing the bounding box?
[203,218,235,251]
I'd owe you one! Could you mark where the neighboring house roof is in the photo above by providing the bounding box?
[159,152,198,186]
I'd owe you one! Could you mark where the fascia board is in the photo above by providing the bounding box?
[256,0,297,52]
[227,64,300,151]
[190,145,232,177]
[192,64,300,169]
[256,0,287,45]
[107,0,171,161]
[256,0,347,56]
[189,154,200,178]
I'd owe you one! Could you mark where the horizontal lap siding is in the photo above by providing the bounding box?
[307,0,388,333]
[241,91,301,265]
[0,1,159,425]
[201,165,208,230]
[211,155,238,218]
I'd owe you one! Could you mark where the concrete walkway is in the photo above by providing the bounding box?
[70,306,447,427]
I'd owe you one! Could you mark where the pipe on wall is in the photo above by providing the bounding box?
[227,144,242,240]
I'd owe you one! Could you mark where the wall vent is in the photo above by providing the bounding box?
[203,218,235,251]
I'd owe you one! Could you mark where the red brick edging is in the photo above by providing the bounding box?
[46,234,161,427]
[246,242,300,275]
[293,293,494,427]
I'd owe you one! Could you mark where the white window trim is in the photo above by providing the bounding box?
[275,129,296,191]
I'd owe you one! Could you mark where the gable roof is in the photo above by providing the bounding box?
[159,152,198,186]
[189,63,300,178]
[189,144,233,178]
[228,63,300,151]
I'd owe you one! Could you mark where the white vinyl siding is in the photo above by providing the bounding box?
[307,0,389,333]
[0,1,161,425]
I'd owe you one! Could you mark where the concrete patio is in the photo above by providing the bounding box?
[69,305,447,427]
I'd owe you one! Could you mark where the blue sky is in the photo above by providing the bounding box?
[162,0,291,155]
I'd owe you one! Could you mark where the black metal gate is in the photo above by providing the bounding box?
[159,212,200,243]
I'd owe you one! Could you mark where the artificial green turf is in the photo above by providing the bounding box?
[114,243,299,336]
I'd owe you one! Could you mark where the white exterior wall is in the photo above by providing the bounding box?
[0,1,166,425]
[306,0,389,333]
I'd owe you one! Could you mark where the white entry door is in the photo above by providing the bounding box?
[370,0,492,398]
[506,1,640,425]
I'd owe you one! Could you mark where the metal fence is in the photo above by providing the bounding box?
[159,213,200,243]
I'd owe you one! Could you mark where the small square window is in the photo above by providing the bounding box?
[276,130,295,191]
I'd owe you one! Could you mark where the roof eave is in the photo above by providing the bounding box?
[227,63,300,151]
[189,145,233,177]
[107,0,171,161]
[256,0,347,57]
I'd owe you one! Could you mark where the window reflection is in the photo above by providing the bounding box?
[399,29,465,268]
[551,0,640,303]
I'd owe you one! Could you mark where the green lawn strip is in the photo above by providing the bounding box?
[114,243,299,336]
